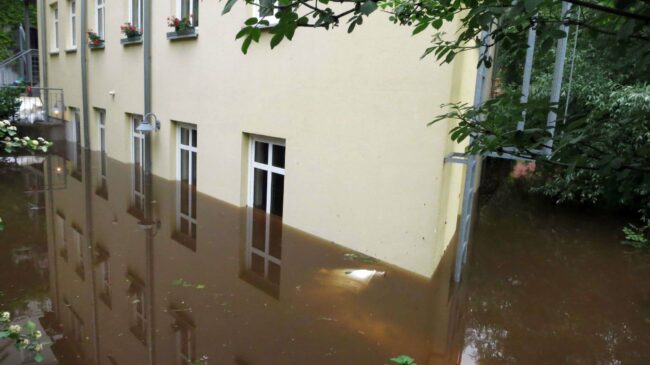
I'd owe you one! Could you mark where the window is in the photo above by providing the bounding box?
[69,108,82,180]
[176,0,199,27]
[97,109,108,198]
[69,0,76,47]
[96,0,105,39]
[131,115,145,215]
[248,138,285,216]
[175,124,197,248]
[243,137,285,297]
[176,324,195,365]
[52,4,59,50]
[129,0,143,29]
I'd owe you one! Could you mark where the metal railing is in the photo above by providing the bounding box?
[1,86,65,124]
[0,49,39,86]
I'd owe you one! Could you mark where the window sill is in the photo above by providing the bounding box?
[89,43,105,50]
[121,36,142,46]
[65,47,77,53]
[49,50,60,56]
[166,29,198,41]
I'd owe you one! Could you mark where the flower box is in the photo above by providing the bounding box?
[121,35,143,46]
[166,28,198,41]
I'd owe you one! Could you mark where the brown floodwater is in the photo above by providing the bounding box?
[0,151,649,365]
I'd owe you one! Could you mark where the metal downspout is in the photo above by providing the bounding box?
[143,0,156,363]
[79,0,101,364]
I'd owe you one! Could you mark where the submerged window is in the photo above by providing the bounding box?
[175,124,197,249]
[52,4,59,50]
[129,0,143,29]
[177,0,199,26]
[96,0,105,39]
[131,115,145,216]
[69,0,76,47]
[97,109,108,198]
[243,137,285,297]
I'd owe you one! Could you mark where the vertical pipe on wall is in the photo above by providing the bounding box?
[143,0,156,364]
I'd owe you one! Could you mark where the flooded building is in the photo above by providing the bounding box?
[36,0,479,278]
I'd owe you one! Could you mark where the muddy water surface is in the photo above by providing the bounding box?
[0,153,649,365]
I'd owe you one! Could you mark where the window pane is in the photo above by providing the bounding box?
[270,173,284,217]
[181,0,190,18]
[191,151,197,186]
[192,0,199,26]
[254,142,268,164]
[251,253,265,275]
[252,210,265,251]
[253,169,267,210]
[180,128,189,145]
[272,145,285,168]
[180,150,189,182]
[191,129,197,148]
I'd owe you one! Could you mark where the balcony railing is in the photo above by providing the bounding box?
[0,86,65,125]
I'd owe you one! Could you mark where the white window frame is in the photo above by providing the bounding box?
[246,136,285,213]
[176,124,197,239]
[95,0,105,39]
[52,4,59,51]
[245,136,285,283]
[131,115,145,211]
[128,0,143,29]
[69,0,76,48]
[175,0,198,27]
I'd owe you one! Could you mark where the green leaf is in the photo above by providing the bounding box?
[242,36,253,54]
[270,33,284,49]
[390,355,416,365]
[244,17,259,26]
[34,353,44,363]
[222,0,238,15]
[359,0,378,16]
[412,22,429,35]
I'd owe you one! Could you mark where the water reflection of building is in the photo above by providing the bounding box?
[43,155,467,365]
